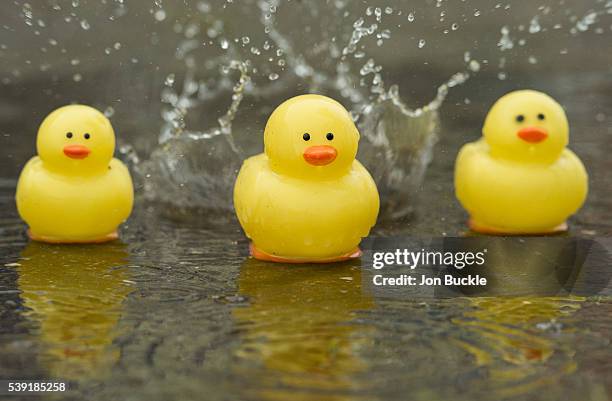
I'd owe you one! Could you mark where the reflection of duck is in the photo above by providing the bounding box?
[234,259,374,400]
[455,90,588,234]
[234,95,379,263]
[15,242,132,379]
[452,296,583,398]
[16,105,133,243]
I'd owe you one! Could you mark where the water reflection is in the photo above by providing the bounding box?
[234,259,375,401]
[16,242,132,380]
[452,296,583,398]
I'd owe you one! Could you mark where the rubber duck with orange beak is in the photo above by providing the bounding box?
[455,90,588,234]
[16,105,134,243]
[233,94,380,263]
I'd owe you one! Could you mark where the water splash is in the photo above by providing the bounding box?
[131,2,491,219]
[139,61,251,214]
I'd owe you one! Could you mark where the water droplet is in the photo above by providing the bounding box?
[418,39,426,48]
[469,60,480,72]
[220,39,229,49]
[576,12,597,32]
[154,9,166,21]
[268,72,279,81]
[529,16,541,34]
[22,3,33,26]
[80,19,90,30]
[70,58,80,65]
[104,106,115,117]
[197,1,211,13]
[498,26,513,51]
[451,23,459,31]
[407,12,415,22]
[165,73,175,86]
[73,73,82,82]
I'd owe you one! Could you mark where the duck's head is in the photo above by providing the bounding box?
[264,94,359,179]
[483,90,569,163]
[37,105,115,173]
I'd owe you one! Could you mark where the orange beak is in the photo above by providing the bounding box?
[517,127,548,143]
[303,145,337,166]
[63,144,91,159]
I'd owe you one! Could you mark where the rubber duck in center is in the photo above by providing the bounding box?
[16,105,134,243]
[233,94,379,263]
[455,90,588,234]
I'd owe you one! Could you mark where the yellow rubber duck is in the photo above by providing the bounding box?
[16,105,134,243]
[233,94,379,263]
[455,90,588,234]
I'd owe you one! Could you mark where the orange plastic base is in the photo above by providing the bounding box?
[249,243,362,264]
[28,229,119,244]
[468,219,568,236]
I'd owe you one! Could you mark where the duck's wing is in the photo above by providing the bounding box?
[353,160,380,232]
[108,158,135,222]
[233,154,268,238]
[454,140,488,211]
[558,149,589,215]
[16,157,42,207]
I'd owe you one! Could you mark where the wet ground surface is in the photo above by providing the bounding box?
[0,186,611,401]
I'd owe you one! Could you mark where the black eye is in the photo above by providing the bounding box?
[84,133,90,139]
[516,115,525,123]
[326,132,334,141]
[66,132,73,138]
[538,113,545,121]
[303,133,310,141]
